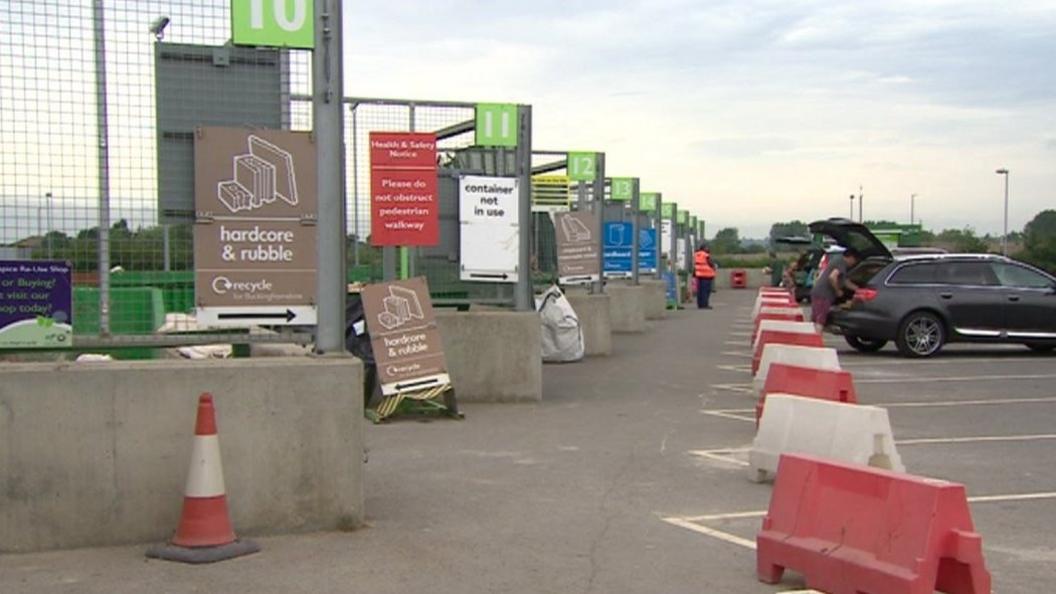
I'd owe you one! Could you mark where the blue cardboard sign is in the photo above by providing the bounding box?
[603,222,633,277]
[0,260,73,349]
[639,228,657,273]
[663,271,677,304]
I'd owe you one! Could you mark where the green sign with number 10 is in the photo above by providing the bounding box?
[231,0,314,49]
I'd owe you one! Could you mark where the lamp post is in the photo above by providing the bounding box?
[910,193,916,226]
[849,194,855,219]
[858,185,864,223]
[996,169,1009,256]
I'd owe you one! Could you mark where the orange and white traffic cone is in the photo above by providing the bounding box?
[146,393,259,563]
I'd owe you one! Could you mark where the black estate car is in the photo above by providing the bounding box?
[810,218,1056,358]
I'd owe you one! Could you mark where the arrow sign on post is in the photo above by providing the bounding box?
[217,309,297,323]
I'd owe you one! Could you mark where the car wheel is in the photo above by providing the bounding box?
[1025,343,1055,354]
[896,311,945,358]
[845,335,888,353]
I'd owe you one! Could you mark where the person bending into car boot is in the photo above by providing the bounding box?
[811,248,860,332]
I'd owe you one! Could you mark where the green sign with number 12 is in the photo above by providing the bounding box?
[567,152,597,182]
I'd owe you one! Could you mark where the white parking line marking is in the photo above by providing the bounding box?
[897,434,1056,445]
[709,383,753,394]
[717,364,751,373]
[856,374,1056,384]
[882,396,1056,408]
[661,517,758,549]
[664,492,1056,550]
[700,410,756,423]
[841,357,1052,368]
[688,449,750,466]
[721,351,752,358]
[728,331,752,337]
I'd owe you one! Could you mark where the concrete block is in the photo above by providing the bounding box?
[639,279,667,320]
[753,344,840,395]
[0,357,364,553]
[749,394,904,482]
[565,291,612,356]
[752,320,817,349]
[435,310,542,402]
[640,279,668,319]
[606,283,646,333]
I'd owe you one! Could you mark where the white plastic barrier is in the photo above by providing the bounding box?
[748,394,904,482]
[752,320,816,349]
[753,344,840,393]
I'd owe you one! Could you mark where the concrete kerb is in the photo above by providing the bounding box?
[605,282,647,333]
[749,394,904,482]
[753,344,841,395]
[752,298,796,320]
[435,310,542,402]
[0,356,365,553]
[565,290,613,356]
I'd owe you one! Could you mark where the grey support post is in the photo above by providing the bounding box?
[313,0,347,354]
[591,152,606,295]
[630,178,640,285]
[514,105,533,311]
[92,0,111,336]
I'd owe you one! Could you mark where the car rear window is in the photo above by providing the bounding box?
[889,263,939,285]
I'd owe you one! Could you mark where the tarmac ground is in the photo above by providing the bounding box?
[2,289,1053,593]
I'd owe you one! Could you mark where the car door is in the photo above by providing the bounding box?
[935,261,1004,337]
[990,262,1056,337]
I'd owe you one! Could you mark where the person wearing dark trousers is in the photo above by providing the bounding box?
[694,243,716,309]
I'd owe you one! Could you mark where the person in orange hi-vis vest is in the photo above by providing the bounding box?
[694,243,717,309]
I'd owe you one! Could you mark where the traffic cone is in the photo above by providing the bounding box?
[146,393,259,563]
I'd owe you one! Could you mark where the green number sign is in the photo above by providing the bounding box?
[567,152,597,182]
[690,215,698,228]
[232,0,314,49]
[475,103,518,147]
[661,203,675,219]
[610,177,634,201]
[640,193,659,212]
[678,210,689,225]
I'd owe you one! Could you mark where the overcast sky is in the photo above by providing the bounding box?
[345,0,1056,238]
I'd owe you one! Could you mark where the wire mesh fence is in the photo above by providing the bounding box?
[0,0,314,353]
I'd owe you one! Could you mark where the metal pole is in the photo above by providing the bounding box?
[403,103,415,279]
[45,192,53,259]
[655,193,663,280]
[514,105,533,311]
[351,104,360,266]
[849,194,854,219]
[910,194,916,226]
[92,0,111,336]
[162,224,170,271]
[1002,172,1009,256]
[591,153,605,295]
[313,0,347,354]
[630,178,639,285]
[859,185,863,223]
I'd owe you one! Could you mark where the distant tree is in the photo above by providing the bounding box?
[768,220,809,247]
[711,227,740,254]
[935,228,988,253]
[1018,210,1056,273]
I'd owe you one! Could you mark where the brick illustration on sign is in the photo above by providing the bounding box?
[216,135,299,213]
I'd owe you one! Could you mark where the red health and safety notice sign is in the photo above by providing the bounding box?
[370,132,438,246]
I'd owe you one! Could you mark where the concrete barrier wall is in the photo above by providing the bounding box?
[605,283,646,333]
[0,357,364,553]
[640,279,667,320]
[565,291,612,356]
[436,310,542,402]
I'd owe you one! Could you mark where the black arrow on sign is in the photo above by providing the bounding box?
[469,272,510,280]
[218,309,296,323]
[395,378,440,391]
